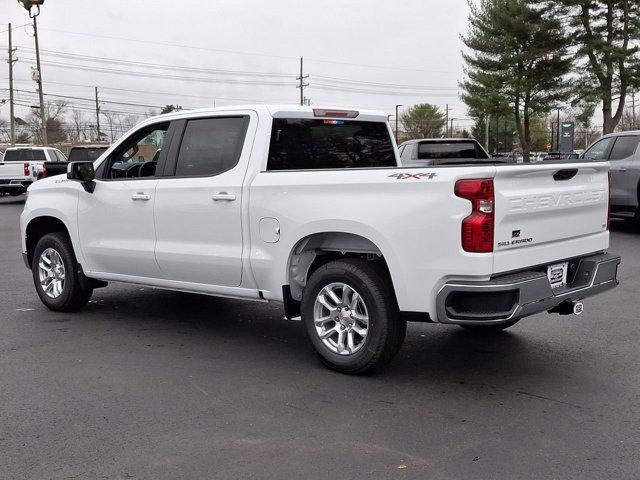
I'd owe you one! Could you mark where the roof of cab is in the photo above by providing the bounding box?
[142,104,389,124]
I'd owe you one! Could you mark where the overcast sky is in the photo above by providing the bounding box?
[1,0,472,128]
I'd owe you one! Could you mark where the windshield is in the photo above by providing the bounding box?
[417,141,489,160]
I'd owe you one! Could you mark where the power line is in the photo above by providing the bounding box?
[32,28,459,75]
[15,56,297,87]
[15,45,294,78]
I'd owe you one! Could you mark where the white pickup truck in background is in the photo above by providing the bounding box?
[20,105,620,373]
[0,147,68,196]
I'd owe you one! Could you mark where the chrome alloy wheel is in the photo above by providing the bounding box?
[38,248,66,299]
[313,282,369,355]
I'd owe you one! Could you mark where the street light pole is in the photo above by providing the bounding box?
[18,0,47,144]
[32,14,47,145]
[395,105,402,142]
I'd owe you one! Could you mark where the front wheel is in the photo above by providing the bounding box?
[301,258,406,374]
[32,232,93,312]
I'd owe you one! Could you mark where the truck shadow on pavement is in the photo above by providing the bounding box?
[70,284,569,388]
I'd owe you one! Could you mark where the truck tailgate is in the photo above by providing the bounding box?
[0,162,28,180]
[493,162,609,273]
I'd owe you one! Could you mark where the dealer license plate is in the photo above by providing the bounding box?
[547,262,568,289]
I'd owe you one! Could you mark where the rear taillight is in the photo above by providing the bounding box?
[23,162,29,176]
[455,178,494,253]
[40,164,48,178]
[607,170,611,229]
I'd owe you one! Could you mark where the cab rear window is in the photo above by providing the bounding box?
[4,149,47,162]
[267,118,395,170]
[417,141,488,159]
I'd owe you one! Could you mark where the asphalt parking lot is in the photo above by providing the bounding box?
[1,194,639,480]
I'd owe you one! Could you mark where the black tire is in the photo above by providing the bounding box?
[9,190,24,197]
[459,319,520,334]
[32,232,93,312]
[301,258,406,374]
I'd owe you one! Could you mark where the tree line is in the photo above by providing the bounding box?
[462,0,640,158]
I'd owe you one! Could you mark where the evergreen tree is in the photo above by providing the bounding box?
[556,0,640,133]
[400,103,447,139]
[461,0,572,160]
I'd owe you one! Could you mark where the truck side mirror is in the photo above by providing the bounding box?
[67,161,96,192]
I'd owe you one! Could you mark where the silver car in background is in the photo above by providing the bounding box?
[581,131,640,223]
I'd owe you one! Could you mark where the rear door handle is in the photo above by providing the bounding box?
[212,192,236,201]
[612,167,627,172]
[131,193,151,201]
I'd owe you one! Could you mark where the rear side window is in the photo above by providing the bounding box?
[175,116,249,177]
[52,150,67,162]
[267,118,396,171]
[3,149,46,162]
[417,141,488,159]
[609,136,639,160]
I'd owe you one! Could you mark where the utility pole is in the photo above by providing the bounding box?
[495,115,499,154]
[450,118,455,138]
[632,90,637,129]
[485,114,490,152]
[556,107,561,153]
[94,86,101,142]
[445,104,449,137]
[296,57,308,106]
[395,105,402,141]
[32,14,47,145]
[7,23,17,146]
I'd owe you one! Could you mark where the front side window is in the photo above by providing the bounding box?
[174,117,249,177]
[103,123,168,179]
[609,136,639,161]
[267,119,396,170]
[583,137,614,161]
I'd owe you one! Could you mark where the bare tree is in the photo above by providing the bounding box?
[68,109,89,143]
[0,118,10,143]
[28,101,69,145]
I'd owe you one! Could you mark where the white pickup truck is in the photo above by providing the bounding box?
[0,146,68,196]
[20,105,620,373]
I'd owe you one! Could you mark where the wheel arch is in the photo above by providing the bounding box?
[283,231,399,317]
[25,216,71,268]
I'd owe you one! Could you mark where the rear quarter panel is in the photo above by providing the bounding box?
[249,166,496,314]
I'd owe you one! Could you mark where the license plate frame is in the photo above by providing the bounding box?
[547,262,569,289]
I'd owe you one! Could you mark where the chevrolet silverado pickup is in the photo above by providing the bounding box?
[20,105,620,373]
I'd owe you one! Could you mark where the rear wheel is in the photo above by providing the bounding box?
[32,232,93,312]
[459,319,520,334]
[301,258,406,374]
[9,190,24,197]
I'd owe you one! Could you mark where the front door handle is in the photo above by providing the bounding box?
[131,193,151,201]
[212,192,236,201]
[612,167,627,172]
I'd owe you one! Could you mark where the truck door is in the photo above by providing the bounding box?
[607,135,640,209]
[77,122,171,279]
[153,112,255,287]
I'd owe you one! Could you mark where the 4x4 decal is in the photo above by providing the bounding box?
[388,172,437,180]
